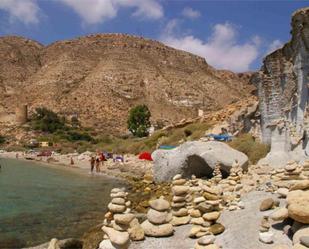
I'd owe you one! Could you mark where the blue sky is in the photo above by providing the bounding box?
[0,0,308,72]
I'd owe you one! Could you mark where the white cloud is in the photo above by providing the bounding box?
[182,7,201,19]
[161,22,260,72]
[58,0,163,25]
[266,39,283,54]
[0,0,40,25]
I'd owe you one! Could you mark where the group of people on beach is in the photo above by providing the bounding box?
[89,152,125,173]
[90,153,104,173]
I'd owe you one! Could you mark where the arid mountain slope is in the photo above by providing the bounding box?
[0,34,254,134]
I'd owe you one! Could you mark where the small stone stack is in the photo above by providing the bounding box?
[141,197,174,237]
[101,188,144,249]
[189,184,224,238]
[101,188,131,249]
[302,160,309,179]
[228,160,243,183]
[259,216,274,244]
[280,161,303,181]
[171,174,191,226]
[212,163,222,184]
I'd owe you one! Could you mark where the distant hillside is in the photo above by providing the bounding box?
[0,34,254,134]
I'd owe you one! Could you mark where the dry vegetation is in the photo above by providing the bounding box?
[228,133,270,164]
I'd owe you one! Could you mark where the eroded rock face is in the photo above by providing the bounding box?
[253,8,309,167]
[152,141,248,182]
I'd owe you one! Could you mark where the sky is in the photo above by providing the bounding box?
[0,0,308,72]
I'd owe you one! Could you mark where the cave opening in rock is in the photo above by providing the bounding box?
[183,155,213,179]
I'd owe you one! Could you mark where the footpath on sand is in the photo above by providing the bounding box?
[130,191,292,249]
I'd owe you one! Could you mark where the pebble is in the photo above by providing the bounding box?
[259,231,274,244]
[203,212,220,221]
[102,226,130,247]
[260,198,274,211]
[141,220,174,237]
[108,203,126,213]
[197,234,216,245]
[270,207,288,221]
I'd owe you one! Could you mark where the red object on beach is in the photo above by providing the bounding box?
[37,151,52,157]
[138,152,153,161]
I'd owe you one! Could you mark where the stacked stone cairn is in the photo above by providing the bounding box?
[171,174,191,226]
[141,196,174,237]
[211,163,222,184]
[189,179,225,239]
[218,160,244,211]
[100,187,144,249]
[302,160,309,179]
[271,161,304,181]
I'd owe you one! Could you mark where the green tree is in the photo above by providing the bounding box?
[127,105,151,137]
[31,107,66,133]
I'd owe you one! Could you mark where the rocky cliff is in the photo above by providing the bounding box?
[0,34,253,134]
[253,7,309,166]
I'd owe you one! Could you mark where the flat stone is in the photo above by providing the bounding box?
[102,226,130,247]
[149,198,170,212]
[171,202,186,208]
[172,195,186,202]
[108,203,126,213]
[172,186,189,196]
[141,220,174,237]
[189,225,202,238]
[172,208,188,217]
[209,223,225,235]
[173,174,182,180]
[203,212,220,221]
[197,203,213,213]
[290,180,309,191]
[111,192,127,198]
[111,198,126,205]
[197,234,216,245]
[114,213,135,225]
[194,197,206,204]
[259,231,274,244]
[147,208,169,225]
[172,179,187,185]
[171,215,191,226]
[191,217,205,225]
[189,209,202,218]
[270,207,289,221]
[277,188,289,198]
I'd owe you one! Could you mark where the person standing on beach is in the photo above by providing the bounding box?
[95,156,101,173]
[90,156,95,173]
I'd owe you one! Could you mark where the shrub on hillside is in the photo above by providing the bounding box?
[31,107,66,133]
[127,105,151,138]
[229,133,270,164]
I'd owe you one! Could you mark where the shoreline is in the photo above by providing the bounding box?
[0,151,145,181]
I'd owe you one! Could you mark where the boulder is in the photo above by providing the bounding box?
[293,227,309,244]
[152,141,248,182]
[287,191,309,224]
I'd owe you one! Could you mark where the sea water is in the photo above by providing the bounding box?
[0,158,124,248]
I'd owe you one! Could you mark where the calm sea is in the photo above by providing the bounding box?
[0,158,123,248]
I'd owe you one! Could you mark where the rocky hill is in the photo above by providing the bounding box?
[0,34,254,134]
